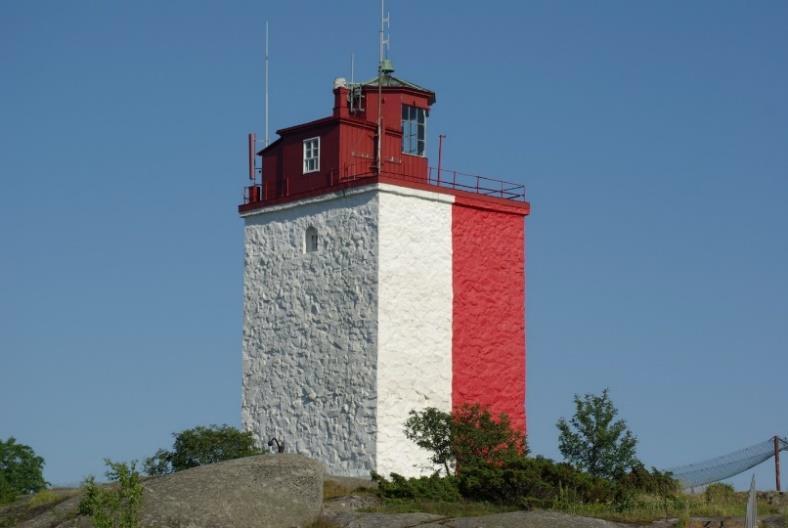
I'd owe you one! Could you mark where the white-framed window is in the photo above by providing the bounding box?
[401,105,426,156]
[303,137,320,173]
[304,226,318,253]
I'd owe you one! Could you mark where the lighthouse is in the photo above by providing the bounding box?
[239,62,530,477]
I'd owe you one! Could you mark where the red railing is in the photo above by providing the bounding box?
[243,162,526,205]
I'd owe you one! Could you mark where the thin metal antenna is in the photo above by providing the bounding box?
[376,0,389,174]
[351,52,355,84]
[265,20,270,147]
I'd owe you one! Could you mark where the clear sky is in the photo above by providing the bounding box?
[1,1,786,490]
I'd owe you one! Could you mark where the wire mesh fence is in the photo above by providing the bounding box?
[667,436,788,488]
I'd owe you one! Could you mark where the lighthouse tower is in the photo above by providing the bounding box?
[239,63,530,477]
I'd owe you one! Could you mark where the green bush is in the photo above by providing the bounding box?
[452,404,527,468]
[459,455,617,509]
[704,482,735,503]
[556,389,638,480]
[403,404,526,477]
[404,408,453,475]
[372,472,462,501]
[144,425,262,475]
[26,489,59,509]
[79,460,143,528]
[398,402,678,512]
[0,437,47,504]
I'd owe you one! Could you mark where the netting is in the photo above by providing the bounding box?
[666,436,788,488]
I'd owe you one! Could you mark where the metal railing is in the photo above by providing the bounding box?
[242,162,526,205]
[427,167,526,201]
[338,161,527,201]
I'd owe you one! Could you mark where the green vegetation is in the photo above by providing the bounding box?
[79,460,144,528]
[374,473,462,502]
[323,478,375,500]
[403,407,453,475]
[0,437,47,504]
[0,488,78,528]
[556,388,638,479]
[378,399,687,521]
[379,395,788,524]
[404,404,526,478]
[363,497,516,517]
[26,489,60,509]
[144,424,263,475]
[556,490,785,523]
[705,482,735,503]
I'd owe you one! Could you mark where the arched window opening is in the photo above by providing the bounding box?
[305,226,319,253]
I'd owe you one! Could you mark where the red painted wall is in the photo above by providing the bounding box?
[260,83,433,201]
[452,197,526,434]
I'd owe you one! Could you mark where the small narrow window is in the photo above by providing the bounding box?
[305,226,318,253]
[303,137,320,173]
[401,105,426,156]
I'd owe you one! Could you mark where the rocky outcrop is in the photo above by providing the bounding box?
[325,510,632,528]
[140,454,323,528]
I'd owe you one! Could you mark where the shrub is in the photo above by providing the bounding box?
[398,402,677,512]
[372,472,462,502]
[705,482,735,503]
[452,404,527,468]
[403,404,526,476]
[556,389,639,479]
[142,449,172,477]
[27,489,59,509]
[459,455,616,509]
[0,437,47,504]
[404,408,453,475]
[144,425,262,475]
[79,460,143,528]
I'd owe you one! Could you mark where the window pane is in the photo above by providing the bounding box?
[401,105,426,155]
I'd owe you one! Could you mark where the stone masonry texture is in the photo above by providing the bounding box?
[242,188,380,477]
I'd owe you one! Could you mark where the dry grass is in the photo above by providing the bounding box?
[323,480,356,500]
[361,498,516,517]
[556,492,785,524]
[323,477,376,500]
[0,488,79,527]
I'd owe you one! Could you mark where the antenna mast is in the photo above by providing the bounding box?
[376,0,389,175]
[265,20,270,147]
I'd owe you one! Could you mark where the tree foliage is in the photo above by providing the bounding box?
[403,404,527,476]
[404,408,453,475]
[0,437,47,504]
[79,460,143,528]
[452,404,527,468]
[556,388,638,479]
[144,425,262,475]
[393,401,676,511]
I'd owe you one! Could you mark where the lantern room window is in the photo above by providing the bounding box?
[303,137,320,173]
[401,105,426,156]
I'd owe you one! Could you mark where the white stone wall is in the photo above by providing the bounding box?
[242,184,455,478]
[241,187,380,476]
[376,185,454,477]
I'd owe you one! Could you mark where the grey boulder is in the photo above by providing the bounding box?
[140,454,323,528]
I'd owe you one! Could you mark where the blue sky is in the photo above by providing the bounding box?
[1,1,786,489]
